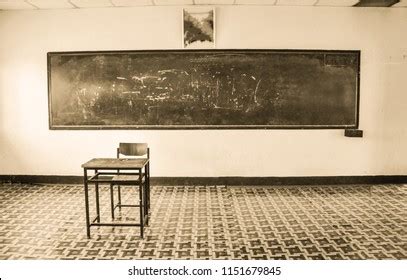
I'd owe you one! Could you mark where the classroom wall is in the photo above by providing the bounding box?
[0,6,406,177]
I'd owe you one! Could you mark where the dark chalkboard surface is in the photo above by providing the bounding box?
[47,49,360,129]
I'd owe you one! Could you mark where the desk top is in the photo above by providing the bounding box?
[81,158,149,169]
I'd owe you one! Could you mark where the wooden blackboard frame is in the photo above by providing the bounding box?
[47,49,360,130]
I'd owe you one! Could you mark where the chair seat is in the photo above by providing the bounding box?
[111,174,145,184]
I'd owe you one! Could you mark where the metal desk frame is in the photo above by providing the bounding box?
[81,158,150,238]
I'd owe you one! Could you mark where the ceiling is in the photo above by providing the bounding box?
[0,0,405,10]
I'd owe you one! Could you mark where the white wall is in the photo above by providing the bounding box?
[0,6,406,177]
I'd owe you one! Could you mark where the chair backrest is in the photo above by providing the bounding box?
[117,143,149,158]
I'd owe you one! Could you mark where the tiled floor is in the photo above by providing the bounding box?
[0,183,406,259]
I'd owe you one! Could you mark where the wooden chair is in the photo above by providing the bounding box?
[109,143,150,236]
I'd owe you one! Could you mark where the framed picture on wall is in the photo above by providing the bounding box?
[183,7,215,49]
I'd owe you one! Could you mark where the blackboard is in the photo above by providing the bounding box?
[47,49,360,129]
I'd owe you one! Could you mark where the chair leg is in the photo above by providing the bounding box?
[110,184,115,219]
[139,184,144,238]
[144,183,149,226]
[95,182,100,223]
[117,185,122,208]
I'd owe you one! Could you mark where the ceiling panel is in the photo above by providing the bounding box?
[0,0,404,10]
[316,0,360,6]
[69,0,113,8]
[276,0,318,6]
[0,0,37,10]
[27,0,75,9]
[392,0,407,6]
[235,0,277,5]
[153,0,193,5]
[112,0,153,6]
[194,0,235,4]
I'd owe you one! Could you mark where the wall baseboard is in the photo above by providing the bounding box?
[1,175,406,186]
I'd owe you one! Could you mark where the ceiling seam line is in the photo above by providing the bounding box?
[24,0,39,9]
[67,0,79,8]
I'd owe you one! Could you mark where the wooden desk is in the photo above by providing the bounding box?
[81,158,150,238]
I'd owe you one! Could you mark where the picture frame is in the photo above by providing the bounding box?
[182,7,215,49]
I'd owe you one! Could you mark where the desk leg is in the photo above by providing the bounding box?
[95,169,100,223]
[139,169,144,238]
[117,185,122,208]
[83,168,91,238]
[110,184,115,220]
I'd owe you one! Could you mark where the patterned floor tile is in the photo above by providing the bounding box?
[0,183,406,259]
